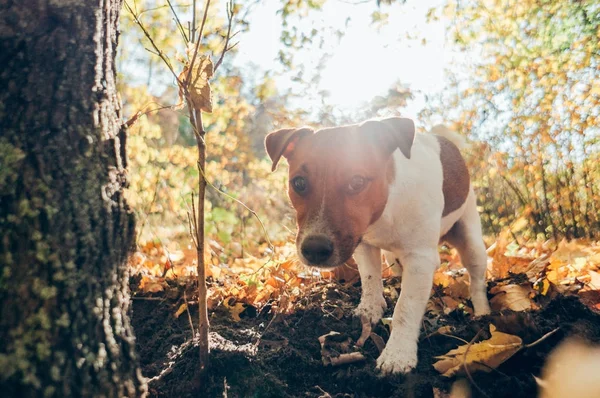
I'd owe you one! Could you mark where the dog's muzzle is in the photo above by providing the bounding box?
[300,234,334,265]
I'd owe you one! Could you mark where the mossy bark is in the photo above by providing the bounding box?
[0,0,146,396]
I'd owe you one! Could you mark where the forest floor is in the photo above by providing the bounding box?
[130,274,600,398]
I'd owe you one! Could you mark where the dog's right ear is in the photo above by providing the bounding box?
[359,117,415,159]
[265,127,314,171]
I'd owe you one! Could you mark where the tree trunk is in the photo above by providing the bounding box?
[0,1,146,396]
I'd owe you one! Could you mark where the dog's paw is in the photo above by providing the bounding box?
[354,295,386,325]
[376,341,417,375]
[472,300,491,317]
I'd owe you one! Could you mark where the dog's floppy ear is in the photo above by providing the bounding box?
[265,127,314,171]
[359,117,415,159]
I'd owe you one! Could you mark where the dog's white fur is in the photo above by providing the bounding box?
[355,128,491,374]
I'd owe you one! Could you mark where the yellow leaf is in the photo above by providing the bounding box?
[381,317,393,331]
[536,278,551,296]
[223,300,245,322]
[510,217,528,233]
[490,284,535,311]
[433,325,523,377]
[175,303,188,318]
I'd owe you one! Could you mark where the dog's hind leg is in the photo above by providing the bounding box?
[444,192,491,316]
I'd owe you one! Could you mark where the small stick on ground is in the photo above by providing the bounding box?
[524,327,560,349]
[184,290,196,339]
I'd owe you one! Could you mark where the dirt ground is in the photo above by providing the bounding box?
[131,278,600,398]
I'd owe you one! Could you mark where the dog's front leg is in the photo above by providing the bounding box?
[376,249,438,374]
[354,243,386,325]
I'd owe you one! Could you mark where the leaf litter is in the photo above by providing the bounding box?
[129,235,600,397]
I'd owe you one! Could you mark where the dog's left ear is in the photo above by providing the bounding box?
[359,117,416,159]
[265,127,314,171]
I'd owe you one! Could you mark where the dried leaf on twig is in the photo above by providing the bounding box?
[178,54,214,112]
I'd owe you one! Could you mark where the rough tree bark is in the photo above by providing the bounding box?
[0,0,147,396]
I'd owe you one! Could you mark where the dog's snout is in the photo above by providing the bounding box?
[301,235,334,264]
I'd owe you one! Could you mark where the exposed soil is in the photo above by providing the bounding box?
[131,278,600,398]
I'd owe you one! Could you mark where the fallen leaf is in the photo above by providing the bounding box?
[534,278,551,296]
[139,276,165,293]
[143,282,164,293]
[441,296,462,314]
[381,317,393,331]
[433,324,522,377]
[490,284,536,311]
[578,270,600,311]
[582,270,600,291]
[445,278,471,299]
[223,299,246,322]
[174,303,188,318]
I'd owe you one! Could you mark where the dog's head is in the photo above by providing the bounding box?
[265,117,416,268]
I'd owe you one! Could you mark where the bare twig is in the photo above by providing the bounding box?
[214,0,236,72]
[144,47,160,56]
[187,0,211,86]
[184,291,196,338]
[191,192,199,239]
[524,328,560,349]
[137,3,192,16]
[166,0,189,42]
[253,312,278,350]
[187,211,198,248]
[122,104,177,129]
[191,0,196,42]
[422,331,470,345]
[124,1,182,85]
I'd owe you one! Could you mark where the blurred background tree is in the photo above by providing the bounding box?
[118,0,600,258]
[425,0,600,240]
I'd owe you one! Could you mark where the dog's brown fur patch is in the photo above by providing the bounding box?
[437,136,470,216]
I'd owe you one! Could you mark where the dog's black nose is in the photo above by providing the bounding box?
[301,235,334,264]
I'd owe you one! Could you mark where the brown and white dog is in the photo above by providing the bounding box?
[265,117,491,374]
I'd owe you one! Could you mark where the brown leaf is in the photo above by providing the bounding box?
[179,55,214,113]
[223,299,245,322]
[143,281,164,293]
[433,324,523,377]
[445,278,471,299]
[490,284,536,311]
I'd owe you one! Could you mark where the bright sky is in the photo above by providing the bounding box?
[235,0,452,120]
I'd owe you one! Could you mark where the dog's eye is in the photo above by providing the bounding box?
[347,175,367,194]
[291,176,308,194]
